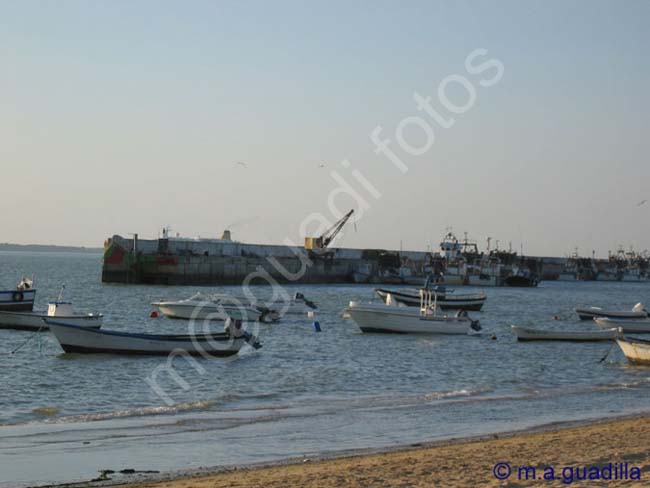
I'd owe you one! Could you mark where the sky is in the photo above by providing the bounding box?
[2,0,649,257]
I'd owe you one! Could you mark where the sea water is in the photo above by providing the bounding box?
[0,251,649,486]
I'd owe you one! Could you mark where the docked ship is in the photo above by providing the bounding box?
[426,232,539,287]
[595,248,649,282]
[557,250,598,281]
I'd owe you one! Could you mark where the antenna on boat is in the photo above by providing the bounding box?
[57,284,66,302]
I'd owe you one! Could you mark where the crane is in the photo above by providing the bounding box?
[305,209,355,252]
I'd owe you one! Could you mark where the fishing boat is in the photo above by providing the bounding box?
[374,287,486,311]
[0,278,36,312]
[503,268,539,288]
[153,293,279,322]
[45,320,260,356]
[0,301,102,331]
[576,303,648,321]
[345,290,481,335]
[511,325,619,342]
[615,337,650,365]
[594,318,650,333]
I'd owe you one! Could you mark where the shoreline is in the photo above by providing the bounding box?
[35,411,650,488]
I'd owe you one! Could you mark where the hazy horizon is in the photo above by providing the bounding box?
[3,1,649,258]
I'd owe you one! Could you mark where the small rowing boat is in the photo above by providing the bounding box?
[594,317,650,333]
[575,303,648,321]
[45,320,260,356]
[375,287,486,311]
[511,325,619,342]
[615,337,650,365]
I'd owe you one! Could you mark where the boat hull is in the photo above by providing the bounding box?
[0,289,36,312]
[503,276,538,288]
[594,318,650,333]
[346,303,477,335]
[47,321,251,356]
[0,311,103,331]
[616,338,650,365]
[575,308,648,321]
[467,275,500,287]
[155,303,262,322]
[375,289,486,311]
[511,325,618,342]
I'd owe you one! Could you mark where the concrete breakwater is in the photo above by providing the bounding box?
[102,235,562,286]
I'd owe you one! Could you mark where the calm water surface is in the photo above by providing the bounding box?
[1,251,649,486]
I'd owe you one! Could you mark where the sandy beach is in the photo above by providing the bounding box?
[120,415,650,488]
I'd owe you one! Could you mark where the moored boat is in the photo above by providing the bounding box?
[346,290,480,335]
[45,319,260,356]
[594,317,650,333]
[615,337,650,365]
[0,301,102,331]
[503,271,539,288]
[575,303,648,321]
[374,287,486,311]
[511,325,619,342]
[153,293,278,322]
[0,278,36,312]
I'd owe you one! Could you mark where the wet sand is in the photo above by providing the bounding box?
[122,415,650,488]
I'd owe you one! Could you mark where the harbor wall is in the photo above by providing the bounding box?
[102,235,564,286]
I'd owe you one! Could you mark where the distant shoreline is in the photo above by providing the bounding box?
[0,244,102,254]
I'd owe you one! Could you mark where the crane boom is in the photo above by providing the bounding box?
[321,209,354,248]
[304,209,355,251]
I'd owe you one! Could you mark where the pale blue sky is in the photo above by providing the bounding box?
[2,1,649,256]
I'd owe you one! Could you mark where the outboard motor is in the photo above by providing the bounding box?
[295,292,317,310]
[470,320,481,332]
[243,331,263,349]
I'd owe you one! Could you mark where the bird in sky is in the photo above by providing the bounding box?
[638,199,647,207]
[318,163,325,168]
[236,161,247,168]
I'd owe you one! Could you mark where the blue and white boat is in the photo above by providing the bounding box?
[0,278,36,312]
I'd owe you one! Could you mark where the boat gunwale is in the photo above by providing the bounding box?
[0,310,103,319]
[45,320,238,342]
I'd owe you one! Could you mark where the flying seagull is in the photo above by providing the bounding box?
[236,161,248,168]
[638,200,647,207]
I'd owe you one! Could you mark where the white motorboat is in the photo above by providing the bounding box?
[0,277,36,312]
[575,303,648,321]
[615,337,650,366]
[594,317,650,333]
[375,287,486,311]
[345,290,480,335]
[153,293,278,322]
[511,325,619,342]
[46,319,259,356]
[0,301,103,331]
